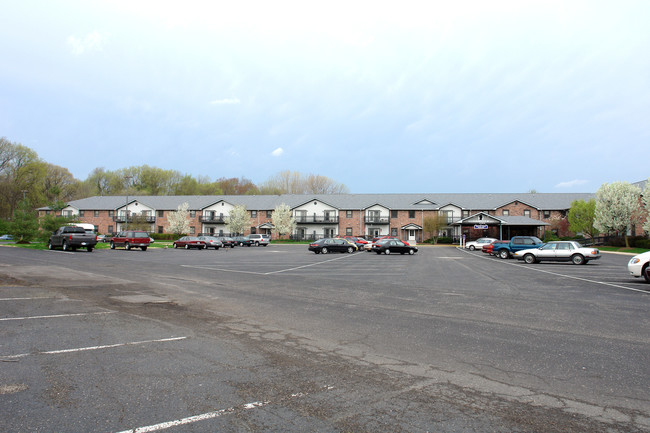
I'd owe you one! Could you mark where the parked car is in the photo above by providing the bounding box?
[628,250,650,283]
[248,233,270,246]
[514,241,600,265]
[0,234,14,241]
[465,237,497,251]
[173,236,206,249]
[110,231,151,251]
[339,235,370,250]
[48,226,98,252]
[215,236,236,248]
[308,238,357,254]
[96,234,107,242]
[493,236,544,259]
[197,236,223,249]
[372,239,418,255]
[233,236,253,247]
[482,240,509,255]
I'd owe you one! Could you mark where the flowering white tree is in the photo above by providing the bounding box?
[643,179,650,233]
[226,205,249,235]
[167,202,190,236]
[594,182,641,248]
[272,203,296,239]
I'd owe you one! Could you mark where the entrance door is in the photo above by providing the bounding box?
[408,230,416,242]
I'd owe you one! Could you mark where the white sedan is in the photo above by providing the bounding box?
[628,250,650,283]
[513,241,600,265]
[465,237,497,251]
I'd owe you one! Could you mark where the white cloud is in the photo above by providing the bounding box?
[555,179,588,188]
[209,98,241,105]
[68,31,105,55]
[271,147,284,157]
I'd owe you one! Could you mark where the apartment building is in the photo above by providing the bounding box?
[39,192,595,242]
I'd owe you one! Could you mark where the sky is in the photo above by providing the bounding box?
[1,0,649,194]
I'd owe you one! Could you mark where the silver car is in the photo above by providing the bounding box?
[514,241,600,265]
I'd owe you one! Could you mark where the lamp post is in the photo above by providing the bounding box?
[124,175,133,231]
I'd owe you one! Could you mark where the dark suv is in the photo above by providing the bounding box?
[110,231,151,251]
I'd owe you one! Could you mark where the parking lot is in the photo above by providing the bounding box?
[1,245,648,432]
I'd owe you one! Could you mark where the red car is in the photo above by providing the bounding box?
[110,230,151,251]
[173,236,206,249]
[482,240,509,255]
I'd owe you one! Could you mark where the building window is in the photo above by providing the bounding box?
[251,226,257,234]
[158,226,163,233]
[109,210,114,217]
[502,210,510,216]
[524,209,531,217]
[346,227,352,235]
[391,228,398,236]
[543,211,551,219]
[190,210,196,218]
[63,210,72,217]
[190,226,195,234]
[251,210,257,218]
[108,225,113,234]
[158,210,164,218]
[94,210,99,217]
[463,210,470,218]
[408,210,415,218]
[391,210,398,218]
[79,210,85,217]
[346,210,353,218]
[267,210,272,218]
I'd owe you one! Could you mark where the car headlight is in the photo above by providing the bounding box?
[629,258,640,265]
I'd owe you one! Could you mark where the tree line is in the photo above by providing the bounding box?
[0,137,348,220]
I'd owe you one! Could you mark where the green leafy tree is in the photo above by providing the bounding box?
[568,199,598,242]
[594,182,641,248]
[226,205,249,236]
[10,200,40,242]
[128,214,153,232]
[271,203,296,238]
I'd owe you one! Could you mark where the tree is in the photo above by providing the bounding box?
[166,202,190,236]
[226,205,249,236]
[39,213,78,241]
[271,203,296,238]
[568,199,598,243]
[594,182,641,248]
[10,200,40,242]
[642,179,650,234]
[259,170,348,195]
[423,213,446,244]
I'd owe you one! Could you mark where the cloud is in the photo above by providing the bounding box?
[68,31,105,55]
[271,147,284,157]
[555,179,588,188]
[209,98,241,105]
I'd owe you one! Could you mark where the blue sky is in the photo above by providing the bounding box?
[1,1,648,193]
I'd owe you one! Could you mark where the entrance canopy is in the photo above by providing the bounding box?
[454,212,549,239]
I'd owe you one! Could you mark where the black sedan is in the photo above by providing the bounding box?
[308,238,357,254]
[372,239,418,255]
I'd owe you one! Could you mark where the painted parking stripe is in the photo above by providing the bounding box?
[3,336,187,359]
[0,311,114,321]
[0,297,57,301]
[114,385,334,433]
[458,248,650,294]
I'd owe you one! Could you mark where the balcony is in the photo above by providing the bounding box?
[112,215,156,223]
[294,215,339,224]
[364,216,390,224]
[200,215,226,223]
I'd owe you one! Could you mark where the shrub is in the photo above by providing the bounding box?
[437,237,453,244]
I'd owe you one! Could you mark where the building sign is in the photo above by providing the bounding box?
[474,224,489,229]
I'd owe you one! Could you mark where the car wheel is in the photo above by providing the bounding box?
[125,242,130,251]
[347,247,354,253]
[185,244,190,249]
[469,245,476,251]
[571,254,585,265]
[498,249,509,259]
[48,242,54,250]
[523,254,536,264]
[322,247,328,254]
[62,241,68,251]
[408,249,415,255]
[255,241,260,246]
[141,246,147,251]
[385,249,391,255]
[110,242,115,249]
[87,246,94,252]
[643,264,650,283]
[173,243,178,248]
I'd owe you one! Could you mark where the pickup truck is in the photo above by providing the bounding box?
[494,236,544,259]
[48,226,98,252]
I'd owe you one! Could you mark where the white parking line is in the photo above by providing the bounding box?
[114,385,334,433]
[0,311,114,321]
[0,297,56,301]
[458,248,650,294]
[3,336,187,359]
